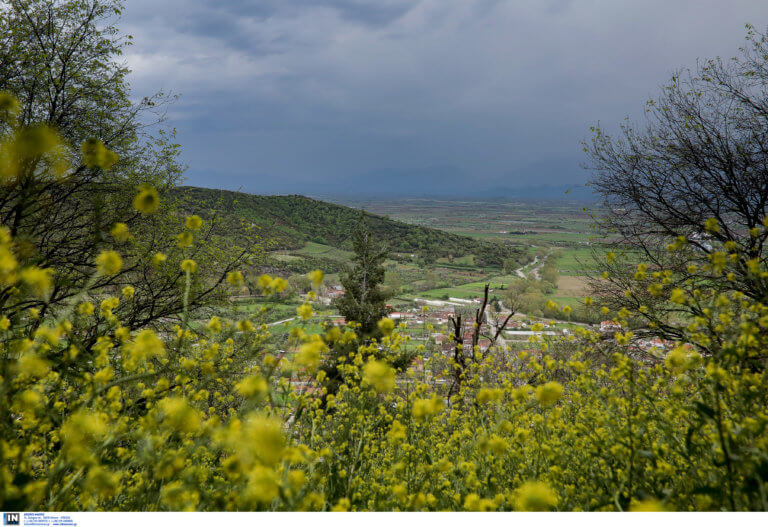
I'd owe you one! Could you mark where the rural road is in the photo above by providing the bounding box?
[268,317,296,326]
[515,255,538,278]
[516,250,552,280]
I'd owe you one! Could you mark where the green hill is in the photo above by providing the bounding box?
[171,186,522,269]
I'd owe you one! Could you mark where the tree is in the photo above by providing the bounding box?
[503,257,519,275]
[318,213,414,399]
[425,269,439,290]
[584,24,768,348]
[447,284,514,399]
[383,270,402,297]
[333,212,390,335]
[0,0,248,334]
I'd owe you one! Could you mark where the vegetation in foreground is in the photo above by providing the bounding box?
[1,0,768,513]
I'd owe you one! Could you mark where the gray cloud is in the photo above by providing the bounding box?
[120,0,768,195]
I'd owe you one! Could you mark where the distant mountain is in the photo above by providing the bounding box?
[476,184,598,202]
[206,157,595,200]
[309,183,599,202]
[170,186,523,268]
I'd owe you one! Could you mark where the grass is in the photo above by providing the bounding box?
[553,247,599,274]
[271,253,304,262]
[294,241,354,260]
[549,295,583,308]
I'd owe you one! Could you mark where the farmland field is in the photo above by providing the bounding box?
[325,197,603,313]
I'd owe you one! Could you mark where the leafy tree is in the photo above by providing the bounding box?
[585,24,768,350]
[425,269,439,289]
[0,0,248,334]
[383,270,402,297]
[333,213,390,335]
[316,214,417,399]
[288,274,312,294]
[503,257,519,275]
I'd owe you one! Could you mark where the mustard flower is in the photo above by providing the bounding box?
[95,250,122,275]
[133,185,160,214]
[0,91,21,123]
[297,303,313,320]
[308,269,324,286]
[185,215,203,231]
[207,316,222,332]
[181,259,197,273]
[412,396,444,421]
[110,222,131,242]
[669,288,687,305]
[363,360,396,393]
[514,481,558,511]
[19,266,53,299]
[227,270,244,287]
[630,499,665,512]
[81,138,118,170]
[177,231,193,248]
[377,317,395,336]
[235,375,268,399]
[77,301,95,316]
[237,319,254,333]
[157,397,200,434]
[296,339,326,373]
[536,381,563,406]
[124,329,165,368]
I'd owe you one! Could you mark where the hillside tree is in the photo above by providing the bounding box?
[0,0,248,334]
[333,212,390,335]
[584,24,768,353]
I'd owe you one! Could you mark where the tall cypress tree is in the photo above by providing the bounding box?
[333,212,390,336]
[318,213,414,399]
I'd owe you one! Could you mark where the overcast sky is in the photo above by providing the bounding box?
[121,0,768,196]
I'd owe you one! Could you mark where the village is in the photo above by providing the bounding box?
[278,285,676,395]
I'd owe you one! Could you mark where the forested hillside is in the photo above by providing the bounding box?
[171,186,520,266]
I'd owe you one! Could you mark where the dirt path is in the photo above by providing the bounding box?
[515,255,538,278]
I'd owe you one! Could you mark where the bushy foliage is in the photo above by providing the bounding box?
[3,181,768,510]
[585,24,768,343]
[333,215,390,336]
[2,21,768,511]
[0,0,248,331]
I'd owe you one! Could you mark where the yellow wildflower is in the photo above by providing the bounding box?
[110,222,131,242]
[95,250,122,275]
[536,381,563,406]
[185,215,203,231]
[362,360,396,393]
[181,259,197,273]
[133,185,160,214]
[515,481,558,511]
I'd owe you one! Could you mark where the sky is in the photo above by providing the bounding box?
[121,0,768,197]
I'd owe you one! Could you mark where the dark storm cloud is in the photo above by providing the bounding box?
[121,1,768,196]
[200,0,415,27]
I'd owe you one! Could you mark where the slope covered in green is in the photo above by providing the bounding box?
[171,186,520,267]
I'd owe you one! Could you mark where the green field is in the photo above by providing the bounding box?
[293,241,354,260]
[554,246,599,274]
[329,198,603,320]
[249,199,609,322]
